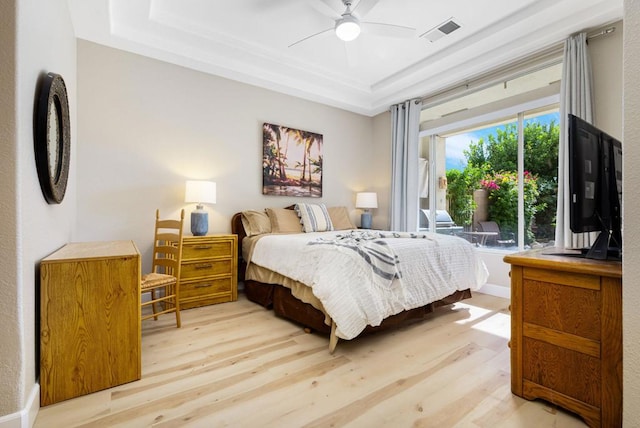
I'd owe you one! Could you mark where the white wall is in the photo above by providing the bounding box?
[591,21,624,138]
[76,41,381,271]
[371,110,392,229]
[623,1,640,425]
[0,0,77,424]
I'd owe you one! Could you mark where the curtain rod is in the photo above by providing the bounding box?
[417,43,563,108]
[412,25,614,110]
[587,26,616,41]
[418,25,615,108]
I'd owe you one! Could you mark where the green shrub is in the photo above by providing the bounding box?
[480,171,545,244]
[446,164,486,227]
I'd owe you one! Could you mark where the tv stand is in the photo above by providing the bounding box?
[504,249,622,428]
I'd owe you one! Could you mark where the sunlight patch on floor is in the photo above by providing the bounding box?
[471,311,511,339]
[453,302,494,325]
[452,301,511,339]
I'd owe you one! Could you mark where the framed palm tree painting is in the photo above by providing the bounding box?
[262,123,323,197]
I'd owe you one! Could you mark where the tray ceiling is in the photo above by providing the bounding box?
[69,0,622,116]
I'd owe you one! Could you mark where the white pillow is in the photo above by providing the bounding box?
[295,203,334,232]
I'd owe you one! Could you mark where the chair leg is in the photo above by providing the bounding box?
[174,285,181,328]
[175,303,181,328]
[151,289,158,321]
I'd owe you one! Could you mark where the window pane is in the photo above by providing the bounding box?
[436,107,559,250]
[523,109,560,246]
[444,119,519,248]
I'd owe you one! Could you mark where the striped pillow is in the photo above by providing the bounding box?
[295,203,334,232]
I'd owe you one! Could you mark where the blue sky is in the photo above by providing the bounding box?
[445,112,560,171]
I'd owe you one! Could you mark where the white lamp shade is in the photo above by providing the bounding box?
[185,180,216,204]
[335,16,361,41]
[355,192,378,209]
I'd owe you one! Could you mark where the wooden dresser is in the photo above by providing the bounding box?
[40,241,141,406]
[180,234,237,309]
[504,249,622,428]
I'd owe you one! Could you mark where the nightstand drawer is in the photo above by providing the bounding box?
[182,239,234,259]
[181,277,233,300]
[181,259,232,279]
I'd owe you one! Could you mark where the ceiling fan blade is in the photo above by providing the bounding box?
[288,27,334,48]
[362,22,416,38]
[351,0,381,18]
[302,0,341,19]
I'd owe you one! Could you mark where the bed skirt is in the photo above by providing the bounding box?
[244,280,472,337]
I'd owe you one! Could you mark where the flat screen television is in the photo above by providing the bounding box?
[568,114,622,260]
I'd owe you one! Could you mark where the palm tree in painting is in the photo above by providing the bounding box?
[263,123,291,183]
[304,131,322,187]
[292,129,322,184]
[263,125,278,181]
[263,122,323,196]
[292,129,309,182]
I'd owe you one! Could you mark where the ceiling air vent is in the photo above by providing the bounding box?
[421,18,461,43]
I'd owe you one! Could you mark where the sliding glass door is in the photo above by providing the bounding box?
[420,105,559,251]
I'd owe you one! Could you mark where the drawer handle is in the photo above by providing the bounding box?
[194,263,213,270]
[194,283,213,288]
[193,245,213,250]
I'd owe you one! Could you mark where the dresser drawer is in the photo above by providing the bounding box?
[181,277,233,300]
[523,337,601,406]
[182,239,234,260]
[522,278,601,340]
[181,259,232,279]
[179,234,237,308]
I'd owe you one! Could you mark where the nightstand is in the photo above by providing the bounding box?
[180,234,237,309]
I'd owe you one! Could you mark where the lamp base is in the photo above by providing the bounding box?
[191,210,208,236]
[361,212,372,229]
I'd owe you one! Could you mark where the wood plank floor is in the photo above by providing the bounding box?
[35,291,588,427]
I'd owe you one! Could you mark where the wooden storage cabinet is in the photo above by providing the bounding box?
[505,250,622,428]
[40,241,141,406]
[180,235,237,309]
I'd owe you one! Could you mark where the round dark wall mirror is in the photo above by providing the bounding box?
[35,72,70,204]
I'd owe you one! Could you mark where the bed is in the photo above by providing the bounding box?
[231,205,488,352]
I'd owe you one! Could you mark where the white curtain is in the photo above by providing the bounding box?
[419,158,429,198]
[555,32,596,249]
[390,99,422,231]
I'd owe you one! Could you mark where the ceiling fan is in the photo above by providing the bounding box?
[288,0,416,48]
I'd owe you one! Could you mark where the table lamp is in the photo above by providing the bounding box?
[185,180,216,236]
[356,192,378,229]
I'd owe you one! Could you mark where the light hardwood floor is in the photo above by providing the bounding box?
[35,291,588,427]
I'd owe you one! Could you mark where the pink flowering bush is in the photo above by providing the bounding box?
[480,171,544,244]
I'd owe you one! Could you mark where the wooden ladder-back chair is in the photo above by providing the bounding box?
[141,209,185,328]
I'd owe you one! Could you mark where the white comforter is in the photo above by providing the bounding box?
[249,230,488,340]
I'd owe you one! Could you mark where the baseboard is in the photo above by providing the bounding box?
[0,384,39,428]
[476,282,510,299]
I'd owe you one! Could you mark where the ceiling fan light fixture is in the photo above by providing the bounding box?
[335,15,361,41]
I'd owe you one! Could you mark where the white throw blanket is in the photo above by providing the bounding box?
[249,230,488,340]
